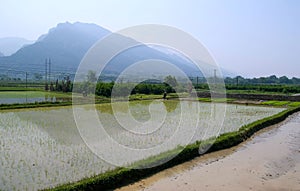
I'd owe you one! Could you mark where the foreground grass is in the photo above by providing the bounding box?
[46,105,300,191]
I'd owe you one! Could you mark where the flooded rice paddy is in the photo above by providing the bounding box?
[0,100,284,190]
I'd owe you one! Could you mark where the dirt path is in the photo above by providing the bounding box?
[116,112,300,191]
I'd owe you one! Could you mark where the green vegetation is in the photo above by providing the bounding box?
[0,93,187,110]
[0,86,40,91]
[190,75,300,86]
[47,105,300,191]
[2,73,300,100]
[129,93,188,100]
[0,101,72,110]
[225,84,300,95]
[195,84,300,95]
[74,73,187,97]
[0,91,72,99]
[0,80,45,90]
[198,98,236,102]
[224,75,300,85]
[93,82,180,97]
[226,89,288,95]
[288,102,300,107]
[261,101,300,107]
[261,101,290,106]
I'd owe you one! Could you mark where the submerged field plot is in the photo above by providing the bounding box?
[0,100,284,190]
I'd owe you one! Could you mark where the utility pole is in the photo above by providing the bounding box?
[196,76,199,88]
[45,59,48,90]
[25,72,28,88]
[214,69,217,87]
[214,69,217,80]
[48,58,51,83]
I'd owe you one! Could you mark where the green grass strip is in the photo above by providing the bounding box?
[261,100,291,106]
[0,101,73,110]
[46,106,300,191]
[198,98,236,102]
[288,102,300,107]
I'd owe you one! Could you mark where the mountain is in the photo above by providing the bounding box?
[0,22,233,81]
[0,37,34,56]
[0,51,4,57]
[0,22,111,78]
[87,33,204,80]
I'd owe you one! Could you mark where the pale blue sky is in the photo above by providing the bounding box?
[0,0,299,77]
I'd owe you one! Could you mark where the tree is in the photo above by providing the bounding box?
[33,73,43,81]
[87,70,97,83]
[279,76,290,84]
[164,75,178,87]
[65,76,71,92]
[55,79,59,91]
[50,82,54,91]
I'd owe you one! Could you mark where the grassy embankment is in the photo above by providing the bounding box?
[0,92,184,110]
[261,100,300,107]
[1,90,299,110]
[0,87,40,91]
[0,91,71,99]
[46,104,300,191]
[198,97,236,103]
[197,97,300,107]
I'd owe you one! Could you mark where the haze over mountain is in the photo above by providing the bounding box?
[0,22,234,80]
[0,37,34,56]
[0,22,110,78]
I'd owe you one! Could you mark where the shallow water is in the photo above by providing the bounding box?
[0,96,59,104]
[0,91,69,104]
[0,100,284,190]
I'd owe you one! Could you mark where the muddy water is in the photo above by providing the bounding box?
[117,112,300,191]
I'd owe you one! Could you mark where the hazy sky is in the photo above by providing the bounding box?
[0,0,299,77]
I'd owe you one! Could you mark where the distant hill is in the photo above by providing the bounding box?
[0,22,111,78]
[0,37,34,56]
[0,51,4,57]
[0,22,234,81]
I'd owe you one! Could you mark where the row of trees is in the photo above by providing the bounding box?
[225,75,300,85]
[71,73,183,97]
[47,71,300,96]
[225,84,300,94]
[45,76,72,92]
[75,81,180,97]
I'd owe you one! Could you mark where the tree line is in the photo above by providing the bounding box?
[45,76,72,92]
[225,75,300,85]
[47,71,300,96]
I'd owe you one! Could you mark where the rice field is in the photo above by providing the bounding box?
[0,91,72,104]
[0,100,284,190]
